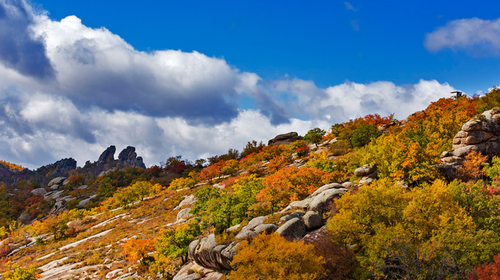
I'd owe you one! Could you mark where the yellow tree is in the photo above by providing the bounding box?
[230,232,325,280]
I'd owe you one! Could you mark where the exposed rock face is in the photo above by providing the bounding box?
[183,183,348,276]
[48,177,68,190]
[177,208,194,222]
[276,217,306,240]
[439,108,500,179]
[118,146,146,168]
[354,164,376,177]
[235,216,278,239]
[174,262,224,280]
[49,158,77,176]
[188,234,236,271]
[31,188,47,196]
[97,146,116,165]
[174,195,197,210]
[268,132,302,146]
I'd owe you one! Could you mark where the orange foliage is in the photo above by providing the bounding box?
[121,238,155,264]
[257,167,331,211]
[230,232,325,280]
[199,160,226,182]
[458,151,489,182]
[0,160,24,172]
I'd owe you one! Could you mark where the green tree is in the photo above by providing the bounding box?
[97,177,116,201]
[350,123,380,147]
[304,128,326,146]
[155,222,201,264]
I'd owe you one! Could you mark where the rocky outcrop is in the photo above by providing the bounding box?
[276,217,306,240]
[45,158,77,177]
[48,177,69,191]
[183,183,348,275]
[268,132,302,146]
[97,146,116,165]
[188,234,236,271]
[174,261,224,280]
[118,146,146,168]
[439,108,500,179]
[31,188,47,196]
[235,216,278,239]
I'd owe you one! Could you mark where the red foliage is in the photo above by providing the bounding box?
[303,228,355,280]
[147,165,162,177]
[296,146,310,157]
[362,114,393,126]
[468,254,500,280]
[199,160,226,182]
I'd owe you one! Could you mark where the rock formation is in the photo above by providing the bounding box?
[439,108,500,179]
[97,145,116,165]
[118,146,146,168]
[182,183,347,276]
[268,132,302,146]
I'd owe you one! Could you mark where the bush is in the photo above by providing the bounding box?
[230,232,325,280]
[350,123,380,147]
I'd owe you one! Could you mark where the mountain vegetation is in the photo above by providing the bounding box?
[1,89,500,279]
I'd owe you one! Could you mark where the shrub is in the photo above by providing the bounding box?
[230,232,325,280]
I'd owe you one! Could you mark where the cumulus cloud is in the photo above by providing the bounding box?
[0,87,326,168]
[0,0,55,79]
[425,17,500,55]
[0,78,455,169]
[269,78,455,121]
[0,0,459,169]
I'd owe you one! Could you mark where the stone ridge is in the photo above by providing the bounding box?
[439,107,500,179]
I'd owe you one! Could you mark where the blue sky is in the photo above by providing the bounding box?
[33,0,500,94]
[0,0,499,168]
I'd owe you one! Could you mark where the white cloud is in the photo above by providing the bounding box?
[0,0,460,169]
[425,17,500,55]
[270,78,455,121]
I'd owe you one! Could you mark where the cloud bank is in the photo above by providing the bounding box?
[425,17,500,55]
[0,0,456,169]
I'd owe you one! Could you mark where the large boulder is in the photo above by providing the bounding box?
[188,234,235,270]
[234,216,278,239]
[48,177,67,187]
[309,188,346,213]
[174,195,197,210]
[31,188,47,196]
[303,211,323,230]
[268,132,302,146]
[439,108,500,179]
[354,164,376,177]
[276,217,306,240]
[51,158,77,175]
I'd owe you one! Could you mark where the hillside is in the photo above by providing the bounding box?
[1,89,500,279]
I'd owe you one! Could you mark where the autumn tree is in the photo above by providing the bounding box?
[2,262,37,280]
[468,254,500,280]
[121,238,156,265]
[327,179,500,279]
[457,151,488,182]
[230,232,325,280]
[257,167,331,213]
